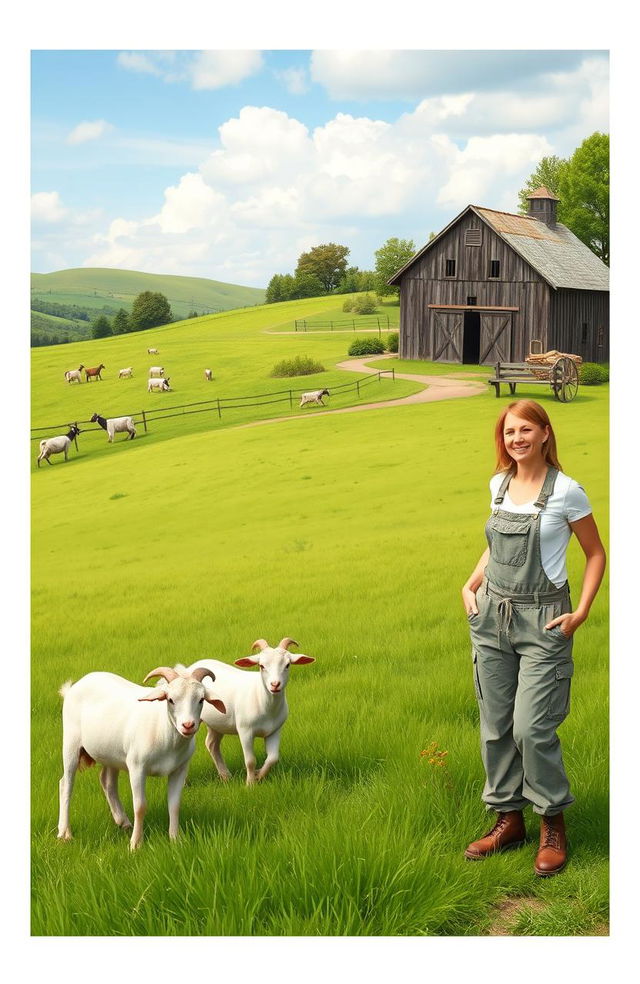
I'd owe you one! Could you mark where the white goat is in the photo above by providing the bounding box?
[148,347,159,354]
[185,637,314,785]
[90,412,136,442]
[64,365,84,383]
[149,366,165,377]
[57,665,226,850]
[118,367,133,379]
[299,389,330,408]
[204,369,213,381]
[148,377,171,392]
[37,423,81,468]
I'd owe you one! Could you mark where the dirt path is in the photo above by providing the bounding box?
[233,354,486,430]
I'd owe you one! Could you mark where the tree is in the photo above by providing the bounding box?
[559,132,609,265]
[374,237,416,297]
[295,243,349,293]
[91,315,112,339]
[112,308,131,335]
[291,271,324,298]
[266,274,287,304]
[517,134,609,264]
[517,155,568,214]
[130,291,173,332]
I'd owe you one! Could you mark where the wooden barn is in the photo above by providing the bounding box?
[388,187,609,365]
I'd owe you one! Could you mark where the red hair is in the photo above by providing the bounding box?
[494,399,562,473]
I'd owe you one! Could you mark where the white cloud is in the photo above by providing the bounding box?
[276,66,308,95]
[31,191,68,223]
[67,119,114,145]
[116,50,263,90]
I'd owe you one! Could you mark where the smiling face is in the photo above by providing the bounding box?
[503,411,549,467]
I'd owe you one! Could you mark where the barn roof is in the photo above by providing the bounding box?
[388,205,609,292]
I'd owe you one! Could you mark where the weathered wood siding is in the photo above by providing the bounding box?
[398,211,552,363]
[549,289,609,363]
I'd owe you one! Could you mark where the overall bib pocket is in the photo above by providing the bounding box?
[489,515,531,567]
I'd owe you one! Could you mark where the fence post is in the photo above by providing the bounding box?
[217,399,221,418]
[141,410,147,432]
[357,380,360,397]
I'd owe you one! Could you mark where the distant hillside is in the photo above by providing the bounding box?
[31,268,266,323]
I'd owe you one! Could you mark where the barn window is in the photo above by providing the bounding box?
[490,259,500,278]
[445,259,456,277]
[467,296,477,306]
[465,228,482,247]
[581,323,588,343]
[531,199,544,211]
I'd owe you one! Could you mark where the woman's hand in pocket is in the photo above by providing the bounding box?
[544,611,585,638]
[462,586,478,617]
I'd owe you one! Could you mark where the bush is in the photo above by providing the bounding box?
[342,297,355,312]
[271,355,326,377]
[353,293,377,315]
[579,362,609,385]
[386,331,399,353]
[348,337,386,356]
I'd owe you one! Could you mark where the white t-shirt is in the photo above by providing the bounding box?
[489,470,592,587]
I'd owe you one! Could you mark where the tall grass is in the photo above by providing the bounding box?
[31,299,608,936]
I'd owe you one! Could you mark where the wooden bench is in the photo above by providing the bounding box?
[488,362,549,397]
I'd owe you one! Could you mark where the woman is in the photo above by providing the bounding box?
[461,399,605,876]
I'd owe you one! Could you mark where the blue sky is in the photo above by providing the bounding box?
[31,49,609,288]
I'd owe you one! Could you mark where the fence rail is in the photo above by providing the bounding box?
[294,317,392,333]
[30,370,396,441]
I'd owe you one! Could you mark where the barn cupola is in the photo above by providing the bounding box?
[526,186,560,228]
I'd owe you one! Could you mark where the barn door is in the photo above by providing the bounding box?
[479,314,512,364]
[432,311,463,362]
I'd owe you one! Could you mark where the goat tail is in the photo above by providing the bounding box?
[58,679,74,699]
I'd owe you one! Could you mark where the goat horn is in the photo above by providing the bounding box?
[143,666,179,684]
[191,667,216,684]
[278,638,299,650]
[251,639,270,652]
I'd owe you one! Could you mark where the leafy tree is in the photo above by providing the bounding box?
[517,155,568,213]
[517,134,609,264]
[559,132,609,265]
[295,243,350,293]
[91,315,112,339]
[335,266,376,294]
[112,308,131,335]
[374,237,416,297]
[266,274,290,303]
[292,271,324,298]
[130,291,173,332]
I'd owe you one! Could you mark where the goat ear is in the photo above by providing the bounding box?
[235,656,258,667]
[207,698,226,713]
[291,655,315,665]
[138,687,168,702]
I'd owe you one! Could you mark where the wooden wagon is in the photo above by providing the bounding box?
[488,346,581,403]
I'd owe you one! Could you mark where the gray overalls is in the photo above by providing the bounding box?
[468,466,574,817]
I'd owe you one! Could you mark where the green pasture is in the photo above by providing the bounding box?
[31,297,609,936]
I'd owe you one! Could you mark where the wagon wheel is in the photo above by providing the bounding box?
[551,357,579,402]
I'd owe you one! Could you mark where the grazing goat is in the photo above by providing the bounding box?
[118,367,133,379]
[299,389,330,408]
[37,423,81,468]
[64,365,84,383]
[148,377,171,392]
[204,369,213,381]
[90,412,136,442]
[185,637,315,785]
[148,347,159,354]
[85,364,105,382]
[148,366,165,377]
[57,665,226,850]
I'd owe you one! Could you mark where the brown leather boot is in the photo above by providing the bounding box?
[464,810,526,860]
[534,812,567,876]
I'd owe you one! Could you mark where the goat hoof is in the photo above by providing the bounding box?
[57,830,73,841]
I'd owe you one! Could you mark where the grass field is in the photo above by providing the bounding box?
[31,296,609,937]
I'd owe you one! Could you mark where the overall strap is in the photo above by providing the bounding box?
[493,470,514,505]
[533,466,559,510]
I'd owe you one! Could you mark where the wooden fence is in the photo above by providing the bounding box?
[294,317,391,333]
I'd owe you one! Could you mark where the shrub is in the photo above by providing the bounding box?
[353,293,377,315]
[386,332,399,353]
[348,337,386,356]
[342,297,355,312]
[579,362,609,385]
[270,355,326,377]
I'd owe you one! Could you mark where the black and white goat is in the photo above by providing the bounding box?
[37,423,81,467]
[90,412,136,442]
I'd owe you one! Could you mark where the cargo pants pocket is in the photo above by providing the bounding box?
[547,661,574,720]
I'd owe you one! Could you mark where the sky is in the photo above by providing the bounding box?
[31,48,609,288]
